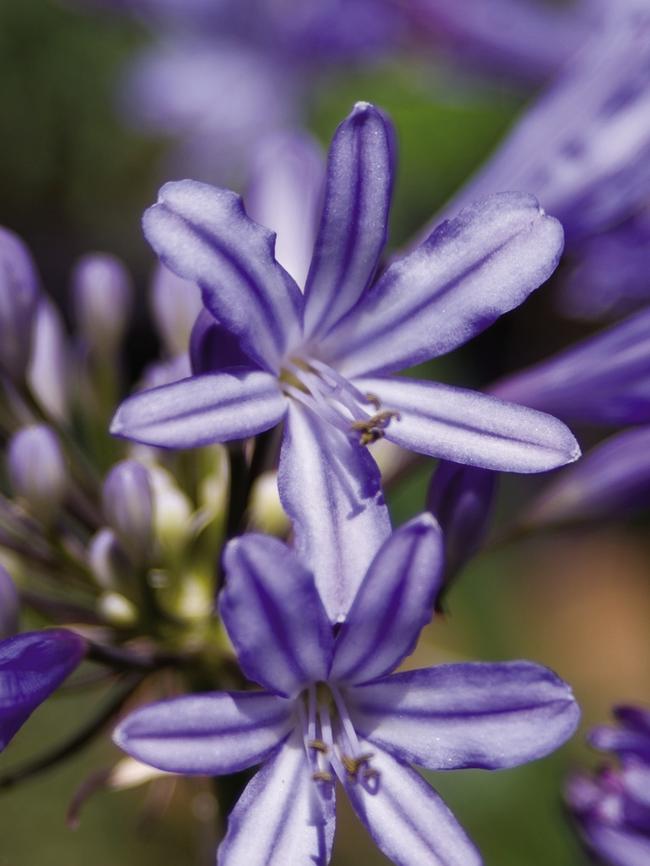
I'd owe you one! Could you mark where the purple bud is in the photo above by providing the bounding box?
[524,426,650,529]
[102,460,153,563]
[0,629,85,751]
[87,528,132,592]
[27,299,70,421]
[71,253,132,352]
[7,425,67,524]
[0,565,19,638]
[0,226,40,381]
[427,461,496,583]
[150,263,202,356]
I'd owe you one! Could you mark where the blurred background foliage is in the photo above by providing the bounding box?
[0,2,648,865]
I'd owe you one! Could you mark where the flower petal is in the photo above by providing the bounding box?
[113,691,293,775]
[348,661,580,770]
[278,403,391,623]
[342,741,482,866]
[220,534,334,698]
[354,375,580,472]
[218,731,335,866]
[303,102,394,339]
[331,514,444,684]
[492,307,650,426]
[189,309,259,374]
[0,629,85,751]
[323,192,563,377]
[110,369,287,449]
[580,822,650,866]
[143,180,303,372]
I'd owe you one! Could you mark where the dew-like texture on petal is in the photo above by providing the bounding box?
[110,369,287,449]
[331,514,444,684]
[220,534,334,698]
[348,661,580,771]
[324,193,563,378]
[143,180,303,372]
[354,376,580,472]
[581,822,650,866]
[342,740,482,866]
[303,102,394,339]
[246,132,324,289]
[524,425,650,528]
[0,629,85,751]
[492,307,650,426]
[113,691,293,775]
[278,403,391,623]
[189,309,258,374]
[444,12,650,243]
[217,731,335,866]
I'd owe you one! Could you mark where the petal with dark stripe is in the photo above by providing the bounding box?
[353,376,580,472]
[220,534,334,698]
[110,369,287,449]
[303,102,394,340]
[342,741,482,866]
[331,514,444,684]
[348,662,580,770]
[218,731,335,866]
[143,180,303,372]
[323,192,563,378]
[113,691,293,775]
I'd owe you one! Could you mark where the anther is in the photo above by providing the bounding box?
[341,752,375,779]
[312,770,334,783]
[308,739,328,754]
[364,392,382,410]
[351,411,401,446]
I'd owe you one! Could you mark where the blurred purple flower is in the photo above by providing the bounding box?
[111,103,580,619]
[102,460,154,564]
[567,705,650,866]
[0,566,19,639]
[0,226,40,382]
[7,425,68,526]
[115,516,579,866]
[0,630,86,751]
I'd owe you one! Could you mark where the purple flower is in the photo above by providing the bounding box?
[492,306,650,427]
[115,515,580,866]
[7,425,68,526]
[0,630,86,751]
[102,460,154,565]
[72,253,133,354]
[0,226,40,382]
[566,705,650,866]
[111,103,579,619]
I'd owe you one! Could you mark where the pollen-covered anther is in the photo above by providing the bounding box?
[341,752,375,780]
[312,770,334,783]
[351,411,401,446]
[308,738,328,754]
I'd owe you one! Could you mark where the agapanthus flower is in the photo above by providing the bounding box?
[111,102,579,619]
[115,515,580,866]
[0,630,86,751]
[566,705,650,866]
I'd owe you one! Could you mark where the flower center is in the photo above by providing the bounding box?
[279,358,399,446]
[298,682,380,794]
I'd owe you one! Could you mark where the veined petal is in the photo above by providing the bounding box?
[354,376,580,472]
[278,403,391,623]
[323,192,563,378]
[303,102,394,339]
[492,307,650,426]
[218,731,335,866]
[143,180,303,372]
[113,691,293,775]
[0,629,85,751]
[342,740,482,866]
[331,514,444,684]
[220,534,333,698]
[580,822,650,866]
[348,662,580,771]
[110,370,286,449]
[189,309,258,374]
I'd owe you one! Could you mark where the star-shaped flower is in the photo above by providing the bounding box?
[111,102,579,620]
[114,514,579,866]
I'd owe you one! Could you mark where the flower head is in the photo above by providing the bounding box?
[111,102,579,619]
[115,514,580,866]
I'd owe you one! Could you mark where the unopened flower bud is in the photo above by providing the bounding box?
[27,299,70,422]
[7,425,67,524]
[0,227,40,381]
[98,592,138,628]
[150,264,202,357]
[72,253,132,353]
[249,471,289,536]
[0,564,19,638]
[87,528,132,592]
[150,466,193,556]
[102,461,153,565]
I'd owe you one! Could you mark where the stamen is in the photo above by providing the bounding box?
[311,770,334,783]
[329,684,362,758]
[351,410,401,446]
[308,739,328,753]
